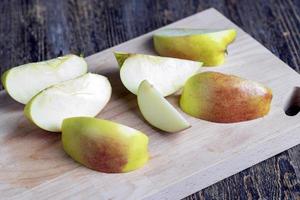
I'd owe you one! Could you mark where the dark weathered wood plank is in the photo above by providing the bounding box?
[0,0,299,199]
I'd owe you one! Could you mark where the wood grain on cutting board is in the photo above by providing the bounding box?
[1,8,300,200]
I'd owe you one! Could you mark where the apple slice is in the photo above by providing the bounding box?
[154,28,237,66]
[24,73,111,132]
[1,54,88,104]
[115,52,202,96]
[180,72,273,123]
[137,80,190,133]
[62,117,149,173]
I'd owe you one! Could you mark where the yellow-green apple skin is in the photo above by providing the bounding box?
[1,54,87,104]
[180,72,273,123]
[62,117,149,173]
[24,73,112,132]
[137,80,190,133]
[153,29,237,66]
[114,52,202,96]
[114,52,130,68]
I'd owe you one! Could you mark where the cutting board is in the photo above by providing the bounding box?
[1,8,300,200]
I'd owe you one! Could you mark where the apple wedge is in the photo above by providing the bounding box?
[180,72,273,123]
[115,52,202,96]
[24,73,111,132]
[62,117,149,173]
[154,28,237,66]
[1,54,88,104]
[137,80,190,133]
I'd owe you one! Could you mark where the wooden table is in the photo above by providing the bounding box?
[0,1,300,199]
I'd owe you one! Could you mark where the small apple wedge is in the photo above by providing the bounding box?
[62,117,149,173]
[153,28,237,66]
[115,52,202,96]
[24,73,111,132]
[180,72,273,123]
[137,80,190,133]
[1,54,88,104]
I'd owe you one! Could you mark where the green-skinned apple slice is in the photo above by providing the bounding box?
[137,80,190,133]
[62,117,149,173]
[24,73,111,132]
[153,28,237,66]
[1,54,87,104]
[115,52,202,96]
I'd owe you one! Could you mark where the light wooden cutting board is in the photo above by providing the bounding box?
[1,8,300,200]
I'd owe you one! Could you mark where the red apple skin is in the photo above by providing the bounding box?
[80,135,129,173]
[180,72,273,123]
[62,117,149,173]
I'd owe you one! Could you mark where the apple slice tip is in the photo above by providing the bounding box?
[114,51,131,67]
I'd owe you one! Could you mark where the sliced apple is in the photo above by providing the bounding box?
[115,52,202,96]
[137,80,190,133]
[154,28,237,66]
[62,117,149,173]
[1,54,88,104]
[24,73,111,132]
[180,71,273,123]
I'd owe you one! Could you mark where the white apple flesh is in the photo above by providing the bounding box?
[24,73,112,132]
[2,54,87,104]
[137,80,190,133]
[117,52,202,96]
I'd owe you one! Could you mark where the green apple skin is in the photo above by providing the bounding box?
[24,73,112,132]
[153,29,237,66]
[1,70,9,90]
[114,52,202,96]
[1,54,87,104]
[180,72,273,123]
[137,80,190,133]
[114,51,131,67]
[62,117,149,173]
